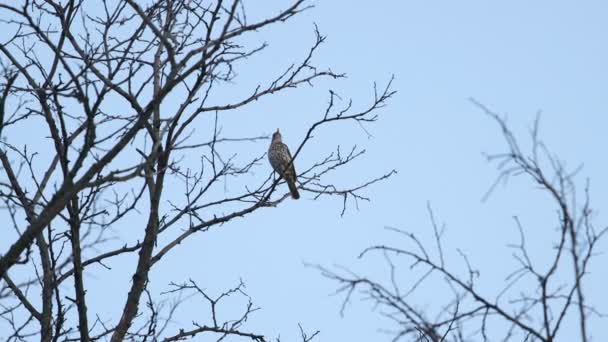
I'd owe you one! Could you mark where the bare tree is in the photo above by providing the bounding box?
[0,1,395,341]
[320,103,606,342]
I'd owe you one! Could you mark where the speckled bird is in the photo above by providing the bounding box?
[268,129,300,199]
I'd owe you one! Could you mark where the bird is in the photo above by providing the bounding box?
[268,128,300,199]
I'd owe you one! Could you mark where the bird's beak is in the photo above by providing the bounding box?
[276,128,280,133]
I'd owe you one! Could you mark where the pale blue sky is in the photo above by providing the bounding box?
[2,1,608,341]
[178,1,607,340]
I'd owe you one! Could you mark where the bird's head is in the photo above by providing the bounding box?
[271,128,282,143]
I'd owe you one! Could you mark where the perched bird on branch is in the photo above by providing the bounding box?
[268,129,300,199]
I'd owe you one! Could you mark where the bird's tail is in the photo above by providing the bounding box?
[287,180,300,199]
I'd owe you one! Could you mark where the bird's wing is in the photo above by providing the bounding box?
[284,144,297,177]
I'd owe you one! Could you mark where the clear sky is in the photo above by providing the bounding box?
[2,1,608,341]
[181,1,607,340]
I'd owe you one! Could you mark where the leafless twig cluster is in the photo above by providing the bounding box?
[320,103,606,342]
